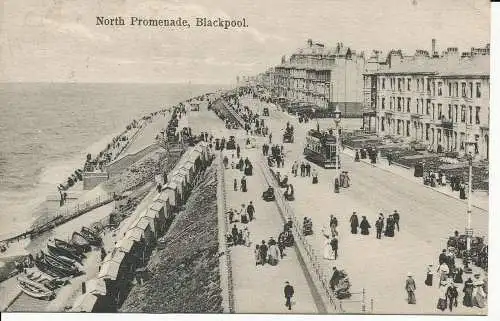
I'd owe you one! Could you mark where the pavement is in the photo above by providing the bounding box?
[239,95,488,315]
[220,146,319,314]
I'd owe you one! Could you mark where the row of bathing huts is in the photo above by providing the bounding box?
[71,141,214,312]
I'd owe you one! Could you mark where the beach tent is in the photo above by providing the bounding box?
[148,201,168,234]
[71,293,98,312]
[85,278,107,296]
[155,193,171,219]
[165,181,180,207]
[178,166,192,185]
[98,260,121,281]
[102,248,126,265]
[115,237,135,253]
[172,175,186,202]
[125,227,144,242]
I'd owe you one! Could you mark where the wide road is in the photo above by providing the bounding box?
[240,95,488,315]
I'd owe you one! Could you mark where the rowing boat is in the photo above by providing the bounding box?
[47,244,83,263]
[71,232,92,252]
[17,276,55,300]
[80,226,103,246]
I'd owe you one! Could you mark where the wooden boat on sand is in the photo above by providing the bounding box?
[70,232,92,252]
[17,276,55,300]
[80,226,102,246]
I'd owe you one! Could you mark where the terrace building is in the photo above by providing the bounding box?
[362,41,490,160]
[271,39,365,116]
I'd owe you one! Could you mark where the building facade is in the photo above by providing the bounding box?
[363,42,490,160]
[269,39,365,115]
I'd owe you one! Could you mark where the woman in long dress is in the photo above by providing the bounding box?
[437,280,448,311]
[322,230,334,260]
[472,275,486,308]
[268,244,280,266]
[425,264,434,286]
[462,277,474,307]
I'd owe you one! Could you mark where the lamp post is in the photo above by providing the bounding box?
[333,105,342,193]
[464,149,474,273]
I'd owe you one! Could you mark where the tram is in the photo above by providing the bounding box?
[303,129,339,169]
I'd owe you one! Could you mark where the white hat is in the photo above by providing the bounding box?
[407,272,413,277]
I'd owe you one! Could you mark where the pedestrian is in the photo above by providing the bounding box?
[231,224,239,245]
[254,245,261,265]
[375,217,383,239]
[241,176,247,192]
[472,274,486,308]
[438,249,447,265]
[349,212,359,234]
[268,242,280,266]
[330,234,338,260]
[360,216,371,235]
[425,264,434,286]
[446,283,459,311]
[437,262,450,283]
[322,233,334,260]
[300,162,305,177]
[243,227,250,247]
[240,204,249,224]
[305,162,311,176]
[463,277,474,307]
[393,210,400,231]
[284,281,295,310]
[437,280,448,311]
[312,169,318,184]
[329,215,338,237]
[233,178,238,191]
[247,201,255,221]
[405,273,416,304]
[260,240,268,265]
[237,144,241,158]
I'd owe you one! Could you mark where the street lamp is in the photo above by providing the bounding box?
[333,104,342,193]
[464,148,474,273]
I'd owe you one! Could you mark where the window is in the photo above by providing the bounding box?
[454,105,458,122]
[448,104,452,120]
[427,79,431,93]
[408,78,411,91]
[397,120,401,135]
[469,82,473,98]
[432,81,436,96]
[438,82,442,96]
[469,106,473,124]
[406,121,410,137]
[475,135,479,154]
[475,106,480,124]
[397,97,401,111]
[382,78,385,89]
[476,82,481,98]
[455,83,459,97]
[461,105,466,123]
[438,104,442,119]
[417,79,420,91]
[390,97,393,110]
[426,99,430,115]
[448,83,452,96]
[407,98,411,112]
[381,97,385,109]
[398,78,401,91]
[416,99,420,114]
[426,124,430,140]
[432,103,435,120]
[381,117,385,131]
[462,83,467,97]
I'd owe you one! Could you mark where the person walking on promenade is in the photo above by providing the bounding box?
[360,216,371,235]
[439,249,447,265]
[437,280,448,311]
[446,282,459,311]
[330,234,338,260]
[472,274,486,308]
[437,262,450,284]
[247,201,255,221]
[375,216,384,239]
[300,162,305,177]
[260,240,268,265]
[231,224,239,245]
[349,212,359,234]
[269,132,272,144]
[255,245,261,265]
[393,210,400,232]
[463,277,474,307]
[284,281,295,310]
[330,215,338,237]
[425,264,434,286]
[240,204,249,224]
[405,273,416,304]
[292,161,298,177]
[236,144,241,158]
[322,232,335,260]
[312,169,318,184]
[241,176,247,192]
[305,162,311,176]
[243,227,250,247]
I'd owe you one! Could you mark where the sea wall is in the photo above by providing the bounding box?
[83,172,110,191]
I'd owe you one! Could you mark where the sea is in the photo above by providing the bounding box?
[0,82,227,240]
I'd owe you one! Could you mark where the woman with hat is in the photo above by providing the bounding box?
[437,279,449,311]
[472,273,486,308]
[462,277,474,307]
[405,273,416,304]
[425,264,434,286]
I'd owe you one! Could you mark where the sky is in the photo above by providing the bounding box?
[0,0,491,84]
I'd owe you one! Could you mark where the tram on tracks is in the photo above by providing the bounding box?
[303,129,340,169]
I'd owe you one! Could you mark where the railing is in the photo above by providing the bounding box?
[259,156,372,314]
[217,154,235,313]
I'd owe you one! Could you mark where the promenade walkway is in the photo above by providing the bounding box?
[221,145,318,314]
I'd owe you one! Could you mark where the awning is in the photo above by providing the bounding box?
[71,293,98,312]
[149,201,164,213]
[115,238,135,253]
[97,260,120,280]
[85,278,107,296]
[103,248,126,265]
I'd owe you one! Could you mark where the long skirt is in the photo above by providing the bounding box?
[437,298,447,311]
[312,176,318,184]
[241,214,248,224]
[407,291,416,304]
[425,273,433,286]
[351,226,358,234]
[463,292,473,307]
[474,289,486,308]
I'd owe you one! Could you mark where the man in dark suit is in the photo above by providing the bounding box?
[330,235,338,259]
[393,210,400,231]
[375,216,384,239]
[284,281,295,310]
[247,201,255,221]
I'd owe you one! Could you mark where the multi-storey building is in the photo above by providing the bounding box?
[271,39,365,115]
[362,41,490,160]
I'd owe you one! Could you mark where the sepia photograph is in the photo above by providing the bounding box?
[0,0,493,317]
